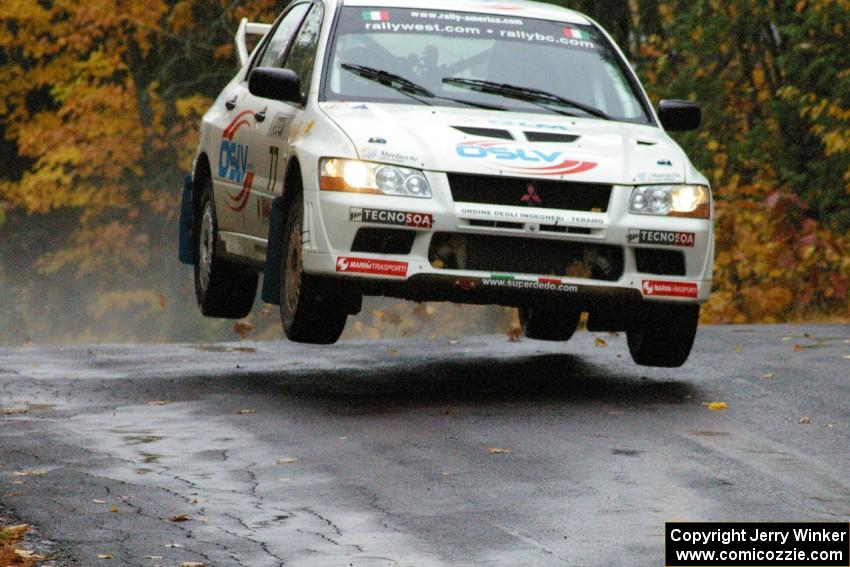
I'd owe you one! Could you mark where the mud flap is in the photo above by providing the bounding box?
[178,175,195,265]
[261,196,286,305]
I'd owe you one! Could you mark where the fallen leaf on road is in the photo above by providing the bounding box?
[794,345,804,352]
[387,347,399,355]
[93,499,107,504]
[707,402,728,411]
[144,556,164,560]
[595,337,607,347]
[170,514,191,523]
[3,492,23,497]
[13,470,46,477]
[276,458,297,465]
[109,507,119,513]
[165,543,184,548]
[97,553,113,559]
[181,562,206,567]
[798,416,812,424]
[0,407,27,415]
[506,327,521,342]
[489,448,511,454]
[2,524,29,537]
[843,355,850,359]
[734,345,743,353]
[15,549,38,558]
[761,372,776,380]
[235,409,256,415]
[147,400,168,406]
[233,320,255,340]
[232,347,256,353]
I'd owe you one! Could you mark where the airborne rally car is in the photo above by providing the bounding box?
[179,0,714,367]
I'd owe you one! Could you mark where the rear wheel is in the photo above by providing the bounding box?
[280,193,349,344]
[520,306,581,342]
[193,176,258,319]
[627,303,700,367]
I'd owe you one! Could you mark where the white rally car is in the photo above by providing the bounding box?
[179,0,714,367]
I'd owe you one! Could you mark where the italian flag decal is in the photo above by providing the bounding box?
[362,10,389,21]
[563,27,591,40]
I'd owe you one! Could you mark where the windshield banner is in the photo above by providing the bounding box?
[342,8,600,52]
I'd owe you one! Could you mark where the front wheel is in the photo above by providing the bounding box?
[279,195,350,344]
[519,307,581,342]
[626,303,700,367]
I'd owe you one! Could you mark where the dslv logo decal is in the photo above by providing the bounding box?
[218,110,254,212]
[455,140,597,176]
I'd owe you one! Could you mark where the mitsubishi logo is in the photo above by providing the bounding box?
[521,183,541,206]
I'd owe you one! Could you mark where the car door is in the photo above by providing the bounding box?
[219,2,309,237]
[242,2,318,239]
[208,79,253,235]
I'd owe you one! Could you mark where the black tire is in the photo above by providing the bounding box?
[279,191,349,344]
[193,174,258,319]
[627,303,700,367]
[519,306,581,341]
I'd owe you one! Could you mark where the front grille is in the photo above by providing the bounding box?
[448,173,611,212]
[539,225,592,235]
[429,232,623,282]
[634,249,686,276]
[468,219,524,230]
[351,228,415,255]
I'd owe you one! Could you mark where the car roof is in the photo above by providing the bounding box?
[337,0,592,25]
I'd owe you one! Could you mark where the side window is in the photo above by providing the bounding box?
[282,3,324,100]
[253,3,310,71]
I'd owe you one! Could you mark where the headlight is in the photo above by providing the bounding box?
[320,158,432,199]
[629,185,710,218]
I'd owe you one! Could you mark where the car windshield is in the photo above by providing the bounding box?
[323,6,651,124]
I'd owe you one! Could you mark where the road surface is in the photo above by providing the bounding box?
[1,325,849,566]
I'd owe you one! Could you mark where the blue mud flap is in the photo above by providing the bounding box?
[261,196,287,305]
[178,175,195,265]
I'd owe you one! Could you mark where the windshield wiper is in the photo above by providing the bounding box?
[341,64,505,111]
[442,77,610,120]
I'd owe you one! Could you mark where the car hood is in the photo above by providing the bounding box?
[319,102,689,185]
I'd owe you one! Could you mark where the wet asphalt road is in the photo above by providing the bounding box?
[1,325,849,567]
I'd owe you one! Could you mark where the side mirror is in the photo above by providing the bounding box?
[658,99,701,131]
[249,67,302,104]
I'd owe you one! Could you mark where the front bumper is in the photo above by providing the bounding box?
[301,172,713,307]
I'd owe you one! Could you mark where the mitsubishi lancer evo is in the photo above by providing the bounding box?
[178,0,714,367]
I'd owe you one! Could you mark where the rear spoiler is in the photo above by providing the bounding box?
[234,18,272,66]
